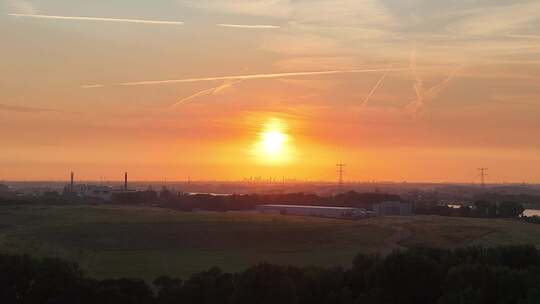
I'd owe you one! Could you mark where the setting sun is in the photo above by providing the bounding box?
[253,118,292,164]
[261,131,286,156]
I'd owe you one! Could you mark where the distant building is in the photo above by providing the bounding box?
[63,184,113,201]
[373,201,412,216]
[111,190,157,205]
[256,204,371,220]
[0,184,9,193]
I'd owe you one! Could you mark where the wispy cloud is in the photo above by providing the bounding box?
[170,79,244,109]
[8,13,185,25]
[506,34,540,40]
[217,23,280,29]
[447,2,540,36]
[361,67,391,108]
[180,0,291,18]
[106,68,411,87]
[0,103,61,114]
[182,0,393,27]
[6,0,36,14]
[80,84,105,89]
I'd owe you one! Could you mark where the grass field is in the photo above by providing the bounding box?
[0,205,539,281]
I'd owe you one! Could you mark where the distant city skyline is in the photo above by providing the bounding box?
[1,0,539,182]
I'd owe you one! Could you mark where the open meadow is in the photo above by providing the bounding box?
[1,204,539,281]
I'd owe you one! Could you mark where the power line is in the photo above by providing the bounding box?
[478,168,488,188]
[336,163,346,188]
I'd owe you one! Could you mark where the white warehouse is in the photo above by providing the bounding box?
[256,204,370,220]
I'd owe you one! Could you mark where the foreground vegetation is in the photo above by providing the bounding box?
[2,245,540,304]
[1,205,540,280]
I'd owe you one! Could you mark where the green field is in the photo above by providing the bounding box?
[0,205,539,281]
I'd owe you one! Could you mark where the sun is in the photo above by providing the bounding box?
[253,118,292,164]
[261,130,287,155]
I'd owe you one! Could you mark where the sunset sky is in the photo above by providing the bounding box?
[1,0,539,182]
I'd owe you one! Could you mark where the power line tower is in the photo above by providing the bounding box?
[336,163,346,189]
[478,168,488,188]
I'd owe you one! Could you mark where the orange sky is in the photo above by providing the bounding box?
[1,0,540,182]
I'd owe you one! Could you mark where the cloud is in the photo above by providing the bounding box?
[182,0,393,27]
[447,2,540,36]
[6,0,36,14]
[180,0,291,18]
[8,14,185,25]
[217,23,280,29]
[506,34,540,40]
[272,56,357,71]
[82,67,411,87]
[0,103,61,114]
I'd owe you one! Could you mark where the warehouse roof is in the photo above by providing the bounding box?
[258,204,361,210]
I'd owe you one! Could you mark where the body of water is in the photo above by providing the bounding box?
[523,209,540,217]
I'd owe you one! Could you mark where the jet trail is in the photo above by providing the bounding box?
[217,23,280,29]
[405,49,462,113]
[360,67,391,107]
[0,103,61,113]
[80,84,105,89]
[8,13,185,25]
[107,68,411,87]
[169,79,244,109]
[506,34,540,40]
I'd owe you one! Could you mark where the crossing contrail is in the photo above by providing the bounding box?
[8,13,185,25]
[169,79,244,109]
[361,67,391,107]
[405,49,462,113]
[81,67,411,88]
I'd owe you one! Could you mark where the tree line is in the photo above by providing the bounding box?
[415,200,525,218]
[2,245,540,304]
[156,190,400,212]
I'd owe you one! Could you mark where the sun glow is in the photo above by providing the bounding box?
[253,118,292,164]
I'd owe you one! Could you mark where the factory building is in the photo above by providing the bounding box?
[256,204,371,220]
[111,190,157,204]
[373,201,412,216]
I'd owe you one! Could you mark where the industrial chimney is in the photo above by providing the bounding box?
[70,172,74,193]
[124,172,128,191]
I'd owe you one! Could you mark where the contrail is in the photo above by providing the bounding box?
[80,84,105,89]
[8,13,185,25]
[0,103,61,113]
[405,50,462,113]
[217,23,280,29]
[424,67,462,100]
[407,49,426,112]
[408,66,461,112]
[506,34,540,40]
[169,79,243,109]
[99,68,411,88]
[361,66,391,108]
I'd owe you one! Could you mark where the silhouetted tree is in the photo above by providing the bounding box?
[231,263,298,304]
[499,201,525,218]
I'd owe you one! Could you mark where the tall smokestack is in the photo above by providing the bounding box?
[124,172,128,191]
[70,172,74,193]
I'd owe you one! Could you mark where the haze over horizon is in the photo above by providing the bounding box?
[1,0,540,183]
